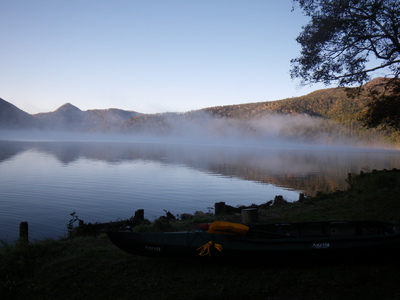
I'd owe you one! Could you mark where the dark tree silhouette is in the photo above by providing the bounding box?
[291,0,400,86]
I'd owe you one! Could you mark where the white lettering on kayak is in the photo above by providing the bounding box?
[312,243,330,249]
[145,245,161,252]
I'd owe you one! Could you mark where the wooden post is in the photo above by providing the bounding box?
[19,221,28,241]
[298,193,305,203]
[134,209,144,220]
[241,208,259,224]
[79,219,85,228]
[214,202,226,215]
[274,195,286,205]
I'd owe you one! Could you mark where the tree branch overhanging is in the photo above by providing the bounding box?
[291,0,400,87]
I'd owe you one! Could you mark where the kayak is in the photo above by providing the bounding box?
[106,220,400,260]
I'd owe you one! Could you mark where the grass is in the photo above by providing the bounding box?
[2,169,400,300]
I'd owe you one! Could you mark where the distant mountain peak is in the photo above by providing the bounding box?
[55,103,82,113]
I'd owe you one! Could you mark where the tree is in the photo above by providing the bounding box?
[290,0,400,129]
[360,83,400,129]
[291,0,400,86]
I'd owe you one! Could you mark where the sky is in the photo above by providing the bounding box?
[1,0,330,115]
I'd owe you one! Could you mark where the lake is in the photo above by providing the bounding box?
[1,139,399,242]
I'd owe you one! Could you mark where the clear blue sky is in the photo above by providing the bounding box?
[1,0,328,114]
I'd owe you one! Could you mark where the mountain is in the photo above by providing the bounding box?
[0,78,398,144]
[203,86,365,121]
[34,103,84,130]
[33,103,140,132]
[119,78,399,145]
[203,77,399,122]
[0,99,140,132]
[0,98,36,129]
[84,108,140,132]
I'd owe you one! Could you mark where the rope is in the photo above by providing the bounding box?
[197,241,223,256]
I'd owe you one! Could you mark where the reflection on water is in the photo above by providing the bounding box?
[2,140,399,194]
[0,140,399,241]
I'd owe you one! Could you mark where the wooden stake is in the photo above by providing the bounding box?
[19,221,29,241]
[134,209,144,220]
[214,202,226,215]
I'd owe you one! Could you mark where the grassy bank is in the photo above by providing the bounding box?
[2,169,400,300]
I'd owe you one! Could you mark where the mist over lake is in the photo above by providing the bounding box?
[1,137,399,242]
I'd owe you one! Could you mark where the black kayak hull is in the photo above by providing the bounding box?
[106,220,400,261]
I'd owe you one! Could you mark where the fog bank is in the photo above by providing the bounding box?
[0,111,395,150]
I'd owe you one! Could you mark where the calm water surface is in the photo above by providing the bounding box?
[1,140,399,242]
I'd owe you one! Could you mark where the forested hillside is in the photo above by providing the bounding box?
[200,79,399,146]
[121,78,398,146]
[202,87,361,119]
